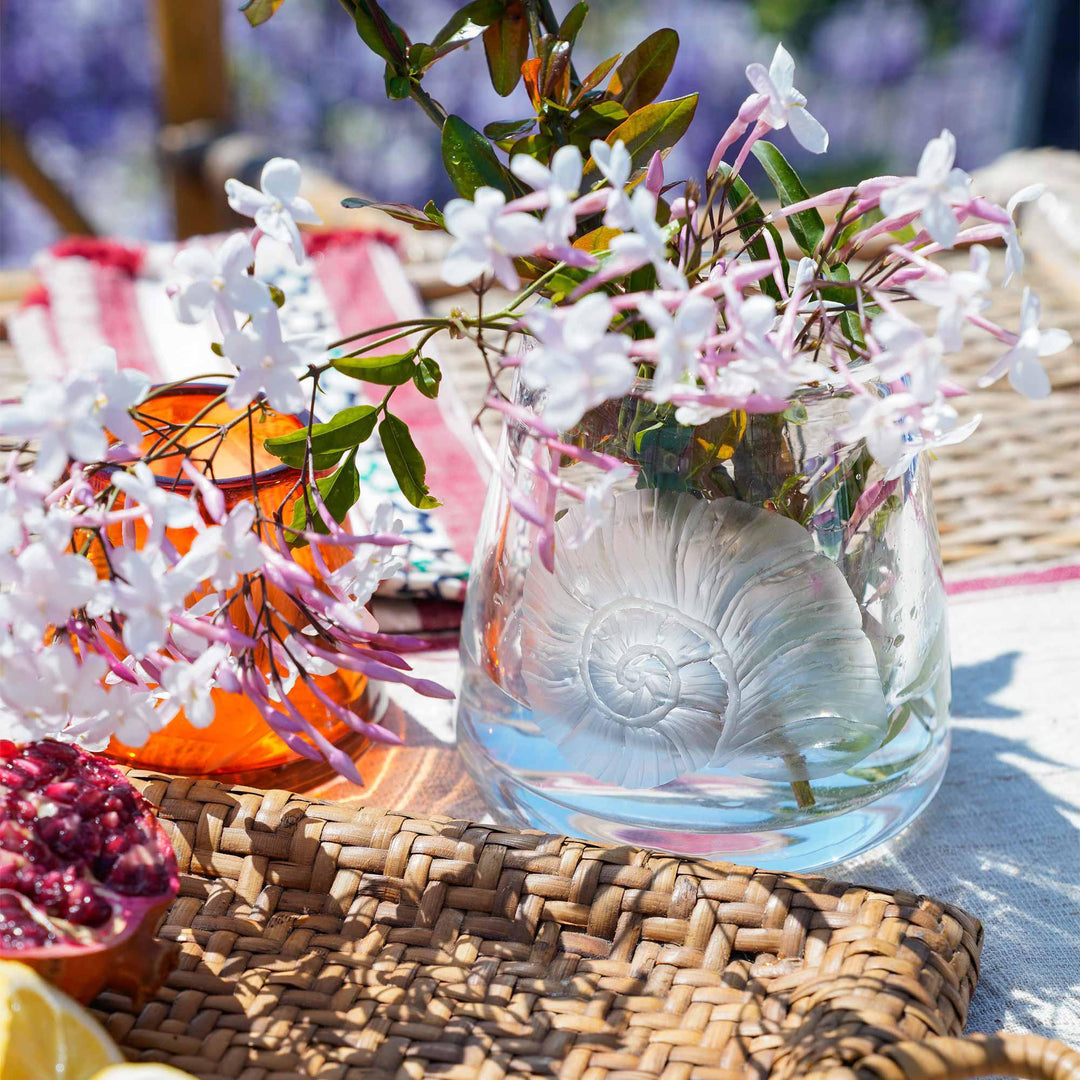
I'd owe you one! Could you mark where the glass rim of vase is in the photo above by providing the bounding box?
[120,382,303,492]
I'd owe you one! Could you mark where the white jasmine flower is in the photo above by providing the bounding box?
[979,287,1072,399]
[110,547,195,658]
[0,645,109,731]
[225,157,321,263]
[522,294,635,431]
[0,378,106,481]
[745,43,829,154]
[879,129,972,248]
[179,502,264,590]
[68,686,167,750]
[1002,184,1044,286]
[907,244,991,352]
[329,501,406,607]
[869,313,947,403]
[81,346,150,448]
[511,145,583,245]
[839,392,978,480]
[171,233,273,329]
[111,461,199,548]
[441,186,546,290]
[222,310,313,415]
[5,544,99,633]
[590,139,633,228]
[609,187,686,291]
[638,292,717,402]
[838,393,918,478]
[160,645,229,729]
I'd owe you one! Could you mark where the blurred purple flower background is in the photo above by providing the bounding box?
[0,0,1033,266]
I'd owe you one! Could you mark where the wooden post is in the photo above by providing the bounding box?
[153,0,231,238]
[0,116,95,236]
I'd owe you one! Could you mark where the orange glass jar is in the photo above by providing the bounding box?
[99,385,370,778]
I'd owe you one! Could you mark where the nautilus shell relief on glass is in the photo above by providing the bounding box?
[521,489,889,789]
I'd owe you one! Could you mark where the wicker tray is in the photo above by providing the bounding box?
[89,772,1078,1080]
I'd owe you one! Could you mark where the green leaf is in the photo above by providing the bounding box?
[751,141,825,257]
[558,2,588,44]
[573,53,621,102]
[441,114,515,198]
[607,28,679,113]
[508,132,553,161]
[568,100,628,149]
[423,200,446,229]
[583,94,697,184]
[239,0,285,27]
[264,405,379,469]
[432,0,504,50]
[340,197,445,231]
[353,1,409,67]
[408,42,436,73]
[717,165,789,302]
[820,263,865,352]
[332,351,417,386]
[835,206,881,252]
[379,414,440,509]
[483,2,529,97]
[289,456,360,541]
[483,117,536,141]
[385,69,410,99]
[413,356,442,399]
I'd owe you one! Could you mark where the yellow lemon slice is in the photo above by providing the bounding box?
[0,959,122,1080]
[91,1068,198,1079]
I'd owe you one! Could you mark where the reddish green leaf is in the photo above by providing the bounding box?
[583,94,698,184]
[558,2,588,44]
[483,1,529,97]
[607,29,679,112]
[432,0,504,49]
[340,197,445,231]
[572,53,621,103]
[353,1,409,66]
[239,0,285,27]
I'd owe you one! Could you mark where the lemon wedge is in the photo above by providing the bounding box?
[0,959,121,1079]
[91,1068,197,1079]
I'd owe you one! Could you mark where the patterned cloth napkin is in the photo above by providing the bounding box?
[5,231,489,637]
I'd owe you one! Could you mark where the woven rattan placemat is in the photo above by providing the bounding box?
[90,771,1078,1079]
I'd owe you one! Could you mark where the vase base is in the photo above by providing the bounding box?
[111,682,389,794]
[460,729,950,873]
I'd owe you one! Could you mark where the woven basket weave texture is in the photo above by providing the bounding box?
[85,771,1005,1080]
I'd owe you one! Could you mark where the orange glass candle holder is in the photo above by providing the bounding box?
[99,385,371,778]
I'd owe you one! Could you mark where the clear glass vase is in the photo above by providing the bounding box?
[456,379,950,870]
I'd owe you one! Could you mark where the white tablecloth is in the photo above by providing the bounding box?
[838,568,1080,1044]
[388,567,1080,1046]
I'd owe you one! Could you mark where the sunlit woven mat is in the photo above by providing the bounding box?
[89,771,1079,1079]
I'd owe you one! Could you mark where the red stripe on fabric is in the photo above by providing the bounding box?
[94,263,161,377]
[312,237,487,561]
[946,563,1080,595]
[416,599,467,631]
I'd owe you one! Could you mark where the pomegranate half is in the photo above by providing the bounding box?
[0,739,180,1003]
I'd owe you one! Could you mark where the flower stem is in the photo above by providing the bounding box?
[783,752,816,809]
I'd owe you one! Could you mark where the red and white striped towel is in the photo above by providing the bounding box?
[6,232,489,639]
